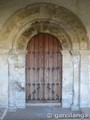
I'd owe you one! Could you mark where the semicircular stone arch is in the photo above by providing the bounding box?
[0,3,89,52]
[15,21,72,52]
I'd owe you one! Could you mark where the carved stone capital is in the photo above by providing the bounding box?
[70,50,80,64]
[16,50,28,55]
[79,50,90,56]
[8,55,17,64]
[61,50,70,55]
[70,50,80,56]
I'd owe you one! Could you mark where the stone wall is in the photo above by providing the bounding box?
[80,51,90,107]
[0,53,8,108]
[0,0,90,109]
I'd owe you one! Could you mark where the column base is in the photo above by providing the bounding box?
[8,105,17,112]
[71,104,80,111]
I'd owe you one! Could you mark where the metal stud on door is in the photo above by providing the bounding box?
[26,33,62,103]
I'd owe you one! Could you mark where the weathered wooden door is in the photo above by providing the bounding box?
[26,33,62,103]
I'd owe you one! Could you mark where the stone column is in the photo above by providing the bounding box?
[71,51,80,111]
[61,50,73,108]
[8,54,17,111]
[80,50,90,107]
[8,50,26,110]
[14,51,26,108]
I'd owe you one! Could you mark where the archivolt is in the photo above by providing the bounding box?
[0,3,89,52]
[15,21,72,51]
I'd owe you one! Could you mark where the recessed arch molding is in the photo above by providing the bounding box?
[0,3,89,53]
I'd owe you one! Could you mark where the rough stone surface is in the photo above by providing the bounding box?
[0,1,90,110]
[0,3,88,50]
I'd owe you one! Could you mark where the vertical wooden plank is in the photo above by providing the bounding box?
[57,42,62,101]
[47,34,50,100]
[26,40,31,101]
[33,37,36,100]
[30,38,35,101]
[52,36,55,100]
[34,35,39,101]
[26,52,30,101]
[48,35,53,100]
[38,34,44,101]
[44,34,49,101]
[54,38,61,101]
[53,37,58,100]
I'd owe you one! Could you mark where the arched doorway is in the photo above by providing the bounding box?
[26,33,62,103]
[4,3,88,109]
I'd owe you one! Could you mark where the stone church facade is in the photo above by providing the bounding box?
[0,0,90,111]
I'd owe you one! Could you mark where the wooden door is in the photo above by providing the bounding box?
[26,33,62,103]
